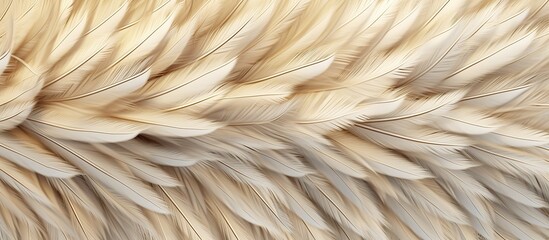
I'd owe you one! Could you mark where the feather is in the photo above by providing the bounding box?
[386,197,444,240]
[192,1,275,60]
[307,157,380,217]
[323,0,390,77]
[402,2,504,92]
[339,49,417,96]
[454,189,495,223]
[0,181,42,230]
[234,0,310,72]
[41,1,129,95]
[450,224,478,240]
[206,194,254,240]
[0,68,43,111]
[25,195,75,238]
[467,145,549,176]
[292,91,369,132]
[298,175,373,237]
[472,168,547,208]
[2,1,549,239]
[470,214,495,240]
[13,1,59,59]
[434,107,503,135]
[32,131,170,214]
[426,164,494,199]
[48,178,106,224]
[298,141,368,179]
[24,104,144,143]
[377,2,422,50]
[330,132,432,180]
[242,52,335,86]
[87,177,159,238]
[0,101,34,131]
[208,101,293,125]
[117,139,205,167]
[268,173,328,229]
[147,213,181,240]
[320,0,383,50]
[191,164,290,236]
[200,126,288,151]
[41,37,115,96]
[495,206,545,240]
[0,131,79,178]
[441,29,534,86]
[0,156,52,206]
[391,179,468,224]
[479,123,549,147]
[461,79,533,108]
[104,211,154,240]
[500,196,549,228]
[0,7,13,75]
[396,21,461,90]
[157,186,215,240]
[264,2,336,57]
[180,136,254,160]
[93,144,180,187]
[219,81,293,106]
[85,1,129,37]
[135,58,237,107]
[115,109,223,138]
[525,170,549,202]
[49,61,152,105]
[63,194,107,240]
[105,2,179,67]
[162,87,227,113]
[330,221,363,240]
[150,17,196,75]
[411,151,479,170]
[255,150,314,177]
[355,95,406,117]
[352,123,470,154]
[384,208,420,240]
[45,5,88,65]
[490,3,529,39]
[39,176,79,233]
[212,154,278,190]
[364,90,466,125]
[289,215,333,240]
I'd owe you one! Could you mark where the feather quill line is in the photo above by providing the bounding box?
[157,186,207,240]
[444,32,534,80]
[30,130,166,212]
[139,59,235,101]
[246,55,334,84]
[357,124,467,147]
[49,68,150,102]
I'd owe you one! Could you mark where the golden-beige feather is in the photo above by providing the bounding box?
[1,0,549,239]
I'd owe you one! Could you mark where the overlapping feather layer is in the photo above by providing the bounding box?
[1,0,549,239]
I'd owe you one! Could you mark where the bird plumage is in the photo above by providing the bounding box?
[1,0,549,239]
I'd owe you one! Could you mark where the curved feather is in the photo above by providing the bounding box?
[24,104,144,143]
[0,131,79,178]
[331,132,432,180]
[33,132,170,214]
[1,1,549,239]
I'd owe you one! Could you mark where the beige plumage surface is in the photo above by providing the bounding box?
[1,0,549,239]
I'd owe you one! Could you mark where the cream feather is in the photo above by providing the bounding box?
[34,134,170,214]
[0,131,79,178]
[1,1,549,239]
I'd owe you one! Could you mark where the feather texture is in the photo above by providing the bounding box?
[0,1,549,239]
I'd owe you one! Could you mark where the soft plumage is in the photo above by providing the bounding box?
[1,0,549,239]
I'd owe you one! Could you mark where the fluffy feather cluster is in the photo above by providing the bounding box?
[1,0,549,239]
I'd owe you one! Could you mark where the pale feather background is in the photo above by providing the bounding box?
[1,0,549,239]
